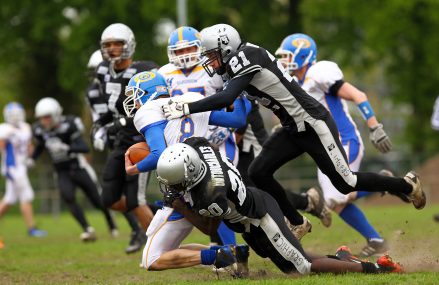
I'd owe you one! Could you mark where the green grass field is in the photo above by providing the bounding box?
[1,204,438,284]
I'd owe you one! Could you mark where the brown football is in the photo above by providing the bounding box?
[128,142,150,164]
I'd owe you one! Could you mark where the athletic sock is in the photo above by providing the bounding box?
[339,203,381,240]
[200,249,217,265]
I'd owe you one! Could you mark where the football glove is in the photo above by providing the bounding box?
[369,123,392,153]
[107,117,127,135]
[162,99,189,120]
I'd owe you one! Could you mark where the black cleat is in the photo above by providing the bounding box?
[125,231,147,254]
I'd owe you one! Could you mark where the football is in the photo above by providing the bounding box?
[128,142,150,164]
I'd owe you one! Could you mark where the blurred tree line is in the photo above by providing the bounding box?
[1,0,438,158]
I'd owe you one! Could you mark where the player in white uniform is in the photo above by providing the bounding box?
[122,70,250,271]
[159,26,238,246]
[276,33,393,256]
[431,96,439,222]
[0,102,47,237]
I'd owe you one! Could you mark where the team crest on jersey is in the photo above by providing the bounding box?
[134,72,156,83]
[292,38,311,48]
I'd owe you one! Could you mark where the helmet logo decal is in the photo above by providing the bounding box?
[219,34,230,45]
[292,38,311,48]
[134,71,156,83]
[187,161,196,173]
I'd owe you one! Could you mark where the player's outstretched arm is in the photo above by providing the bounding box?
[337,82,392,153]
[163,73,255,119]
[208,96,251,129]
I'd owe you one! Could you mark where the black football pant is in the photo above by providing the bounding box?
[102,148,150,211]
[57,168,116,231]
[242,189,311,274]
[249,115,412,225]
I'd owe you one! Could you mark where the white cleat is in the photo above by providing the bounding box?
[403,171,426,209]
[80,227,97,242]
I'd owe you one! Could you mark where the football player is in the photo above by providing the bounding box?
[0,102,47,237]
[91,23,158,243]
[158,26,237,247]
[431,95,439,223]
[85,49,146,252]
[154,138,403,275]
[121,70,250,271]
[32,97,117,241]
[162,24,426,240]
[275,33,394,256]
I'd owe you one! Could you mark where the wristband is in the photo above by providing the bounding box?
[357,101,375,120]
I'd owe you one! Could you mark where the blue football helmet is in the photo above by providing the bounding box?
[167,26,202,69]
[123,71,169,117]
[275,33,317,74]
[3,102,25,126]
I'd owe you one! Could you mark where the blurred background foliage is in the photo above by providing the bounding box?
[1,0,439,159]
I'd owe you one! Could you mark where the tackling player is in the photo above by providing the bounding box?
[154,137,403,275]
[0,102,47,237]
[162,24,426,239]
[121,70,250,272]
[275,33,392,256]
[91,23,158,245]
[158,26,236,247]
[31,97,116,241]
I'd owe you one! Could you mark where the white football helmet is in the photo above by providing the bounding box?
[156,143,206,193]
[201,24,242,76]
[3,102,25,126]
[35,97,63,128]
[87,49,103,70]
[100,23,136,61]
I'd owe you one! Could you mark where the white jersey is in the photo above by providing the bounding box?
[159,63,238,163]
[158,63,223,97]
[301,61,361,144]
[134,92,212,145]
[0,122,31,175]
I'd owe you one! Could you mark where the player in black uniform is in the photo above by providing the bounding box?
[32,97,117,241]
[155,137,403,275]
[91,23,159,238]
[163,24,426,235]
[86,49,146,253]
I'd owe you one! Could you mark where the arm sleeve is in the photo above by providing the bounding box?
[187,73,255,114]
[136,121,167,172]
[208,96,250,128]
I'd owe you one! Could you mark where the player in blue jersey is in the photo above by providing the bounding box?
[122,70,251,272]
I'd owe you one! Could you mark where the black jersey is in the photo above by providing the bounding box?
[225,43,329,133]
[33,116,88,170]
[95,60,159,148]
[183,137,268,233]
[85,78,108,122]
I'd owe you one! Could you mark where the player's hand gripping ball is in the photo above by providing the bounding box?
[127,142,150,164]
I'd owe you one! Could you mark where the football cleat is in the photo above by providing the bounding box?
[284,216,312,241]
[214,245,237,269]
[28,228,48,238]
[306,187,332,227]
[335,246,362,263]
[376,254,403,273]
[359,240,389,258]
[403,171,426,209]
[110,229,119,238]
[125,231,147,254]
[80,227,97,242]
[234,244,250,278]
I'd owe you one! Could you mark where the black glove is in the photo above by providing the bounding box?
[107,117,127,136]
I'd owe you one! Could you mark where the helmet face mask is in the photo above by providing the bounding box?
[200,24,241,77]
[275,33,317,74]
[167,27,202,69]
[100,23,136,63]
[123,71,169,117]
